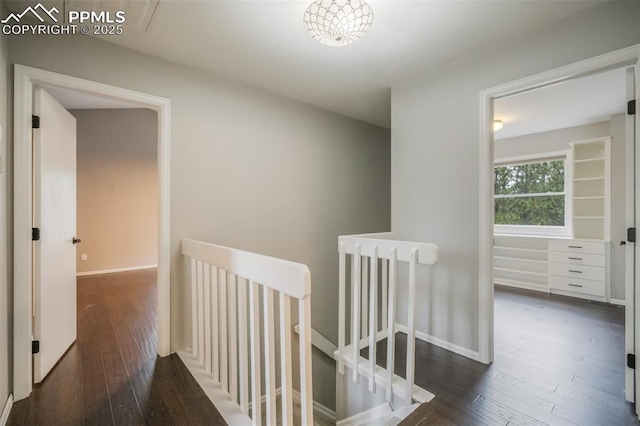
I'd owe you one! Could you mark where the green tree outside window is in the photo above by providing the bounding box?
[494,160,565,227]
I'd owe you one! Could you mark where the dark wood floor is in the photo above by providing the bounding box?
[396,285,639,425]
[8,269,226,426]
[10,276,639,425]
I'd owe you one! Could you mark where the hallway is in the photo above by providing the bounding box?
[8,270,226,426]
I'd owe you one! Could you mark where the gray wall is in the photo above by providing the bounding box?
[71,109,158,274]
[9,33,391,409]
[495,118,627,301]
[390,1,639,353]
[0,0,10,411]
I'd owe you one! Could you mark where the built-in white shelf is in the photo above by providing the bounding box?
[494,256,547,264]
[572,138,610,241]
[574,177,605,182]
[493,138,611,300]
[574,196,605,200]
[573,157,605,163]
[493,246,547,253]
[494,267,548,277]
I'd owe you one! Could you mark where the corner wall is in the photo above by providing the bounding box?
[391,1,639,353]
[71,109,158,274]
[8,33,391,410]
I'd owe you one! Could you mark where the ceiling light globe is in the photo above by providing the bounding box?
[304,0,374,47]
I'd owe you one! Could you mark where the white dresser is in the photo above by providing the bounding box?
[548,239,608,300]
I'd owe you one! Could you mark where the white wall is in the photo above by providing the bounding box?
[9,33,391,410]
[0,0,11,411]
[495,121,610,158]
[72,109,158,274]
[495,119,627,301]
[391,1,639,353]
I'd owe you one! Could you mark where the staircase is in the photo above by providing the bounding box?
[334,232,439,424]
[178,238,314,425]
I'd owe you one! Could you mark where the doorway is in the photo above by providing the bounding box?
[478,46,640,416]
[13,65,171,401]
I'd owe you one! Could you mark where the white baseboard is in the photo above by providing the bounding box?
[77,264,158,277]
[395,323,481,362]
[610,298,626,306]
[337,402,392,426]
[1,394,13,426]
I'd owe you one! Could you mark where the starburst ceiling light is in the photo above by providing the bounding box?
[303,0,374,47]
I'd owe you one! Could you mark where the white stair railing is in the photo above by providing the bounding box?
[336,232,438,404]
[180,238,313,426]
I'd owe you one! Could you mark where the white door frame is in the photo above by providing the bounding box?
[478,44,640,365]
[13,64,172,400]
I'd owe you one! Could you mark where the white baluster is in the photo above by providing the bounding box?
[228,272,238,403]
[211,265,219,382]
[238,277,250,414]
[219,269,228,392]
[381,259,388,331]
[280,293,293,425]
[249,281,262,426]
[352,245,361,383]
[203,264,211,373]
[190,258,198,357]
[299,296,314,426]
[406,248,418,400]
[338,242,346,375]
[386,248,397,402]
[263,287,276,425]
[368,246,378,392]
[197,260,205,363]
[361,256,368,338]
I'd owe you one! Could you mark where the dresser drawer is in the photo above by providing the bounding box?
[549,262,605,282]
[549,275,605,297]
[548,240,605,255]
[548,251,605,267]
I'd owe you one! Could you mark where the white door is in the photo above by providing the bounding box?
[32,87,78,383]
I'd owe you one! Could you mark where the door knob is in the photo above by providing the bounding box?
[72,237,82,245]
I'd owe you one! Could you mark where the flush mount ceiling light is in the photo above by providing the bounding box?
[493,120,504,132]
[303,0,374,47]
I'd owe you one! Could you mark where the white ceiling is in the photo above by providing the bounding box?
[45,86,142,109]
[6,0,607,127]
[84,0,603,128]
[494,67,628,140]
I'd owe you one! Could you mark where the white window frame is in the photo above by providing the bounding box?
[494,150,572,237]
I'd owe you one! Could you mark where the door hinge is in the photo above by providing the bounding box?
[628,227,636,243]
[629,100,636,116]
[628,354,636,369]
[32,115,40,129]
[32,340,40,355]
[32,227,40,241]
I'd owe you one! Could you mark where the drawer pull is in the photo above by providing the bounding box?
[568,245,583,249]
[568,270,583,274]
[568,284,583,288]
[568,257,583,260]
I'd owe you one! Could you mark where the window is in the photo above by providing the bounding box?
[494,155,570,236]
